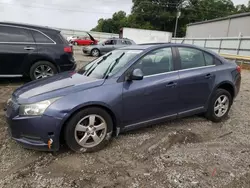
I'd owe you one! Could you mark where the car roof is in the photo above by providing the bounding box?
[0,22,60,33]
[108,37,133,41]
[121,45,156,50]
[120,43,221,57]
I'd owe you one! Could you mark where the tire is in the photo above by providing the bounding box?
[30,61,57,80]
[91,48,100,57]
[64,107,113,153]
[205,89,232,122]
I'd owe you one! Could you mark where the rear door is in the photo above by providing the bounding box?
[115,39,127,49]
[176,46,217,114]
[0,25,36,75]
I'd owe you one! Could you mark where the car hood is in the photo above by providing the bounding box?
[13,72,104,104]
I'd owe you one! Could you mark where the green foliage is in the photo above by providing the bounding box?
[91,0,250,37]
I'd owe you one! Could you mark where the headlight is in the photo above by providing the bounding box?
[19,97,60,116]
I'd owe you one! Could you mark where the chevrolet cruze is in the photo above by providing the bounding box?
[5,44,241,152]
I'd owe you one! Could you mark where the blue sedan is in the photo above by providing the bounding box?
[5,44,241,152]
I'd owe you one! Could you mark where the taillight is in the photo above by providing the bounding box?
[64,46,73,53]
[236,65,241,74]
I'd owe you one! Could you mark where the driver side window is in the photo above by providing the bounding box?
[105,40,116,45]
[133,47,174,76]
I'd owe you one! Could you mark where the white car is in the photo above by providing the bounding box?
[67,36,79,42]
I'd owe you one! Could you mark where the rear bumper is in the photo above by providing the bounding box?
[235,74,241,98]
[59,62,77,72]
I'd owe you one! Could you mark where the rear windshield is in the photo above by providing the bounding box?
[44,31,69,44]
[58,33,69,44]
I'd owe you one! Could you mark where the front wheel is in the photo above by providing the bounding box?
[91,49,100,57]
[64,107,113,153]
[205,89,232,122]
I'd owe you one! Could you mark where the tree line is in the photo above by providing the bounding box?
[91,0,250,37]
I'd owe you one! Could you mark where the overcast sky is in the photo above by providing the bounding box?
[0,0,248,31]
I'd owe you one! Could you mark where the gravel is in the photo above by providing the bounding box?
[0,47,250,188]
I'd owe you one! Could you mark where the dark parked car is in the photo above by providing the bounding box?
[82,37,135,57]
[0,22,76,80]
[5,43,241,152]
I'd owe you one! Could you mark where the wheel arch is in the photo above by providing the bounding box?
[215,81,235,99]
[59,103,119,144]
[24,56,59,76]
[206,81,235,109]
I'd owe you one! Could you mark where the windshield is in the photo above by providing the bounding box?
[78,49,142,79]
[98,39,107,44]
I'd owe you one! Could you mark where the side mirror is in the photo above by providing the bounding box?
[102,43,105,46]
[127,68,144,81]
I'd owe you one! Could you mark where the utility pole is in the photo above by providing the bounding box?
[174,0,183,38]
[174,10,181,38]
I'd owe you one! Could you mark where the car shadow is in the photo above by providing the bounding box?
[0,77,30,86]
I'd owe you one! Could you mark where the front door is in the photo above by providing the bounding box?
[122,47,179,126]
[0,25,36,75]
[100,39,115,54]
[176,47,216,113]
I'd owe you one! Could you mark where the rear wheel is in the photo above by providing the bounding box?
[91,49,100,57]
[205,89,232,122]
[64,107,113,153]
[30,61,57,80]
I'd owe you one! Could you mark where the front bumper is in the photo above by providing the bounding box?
[82,48,91,55]
[5,106,62,151]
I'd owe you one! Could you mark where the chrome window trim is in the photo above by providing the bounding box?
[178,65,216,72]
[0,24,56,44]
[144,70,178,78]
[143,65,216,78]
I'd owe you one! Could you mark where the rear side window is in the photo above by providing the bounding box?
[104,39,116,45]
[120,40,126,44]
[125,40,132,45]
[112,40,117,45]
[31,30,54,43]
[178,47,206,69]
[0,25,34,43]
[204,52,214,65]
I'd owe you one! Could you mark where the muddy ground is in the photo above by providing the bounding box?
[0,47,250,188]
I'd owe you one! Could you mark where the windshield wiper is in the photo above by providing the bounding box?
[103,52,125,79]
[84,53,112,76]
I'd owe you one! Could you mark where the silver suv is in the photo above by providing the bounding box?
[82,38,136,57]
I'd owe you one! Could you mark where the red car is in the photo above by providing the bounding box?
[71,32,98,46]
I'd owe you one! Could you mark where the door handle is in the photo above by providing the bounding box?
[166,82,177,88]
[205,73,212,79]
[24,47,35,50]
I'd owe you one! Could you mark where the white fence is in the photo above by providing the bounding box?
[56,27,250,59]
[171,37,250,57]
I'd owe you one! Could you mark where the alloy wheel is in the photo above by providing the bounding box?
[34,65,54,79]
[92,49,99,57]
[214,95,229,117]
[74,115,107,148]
